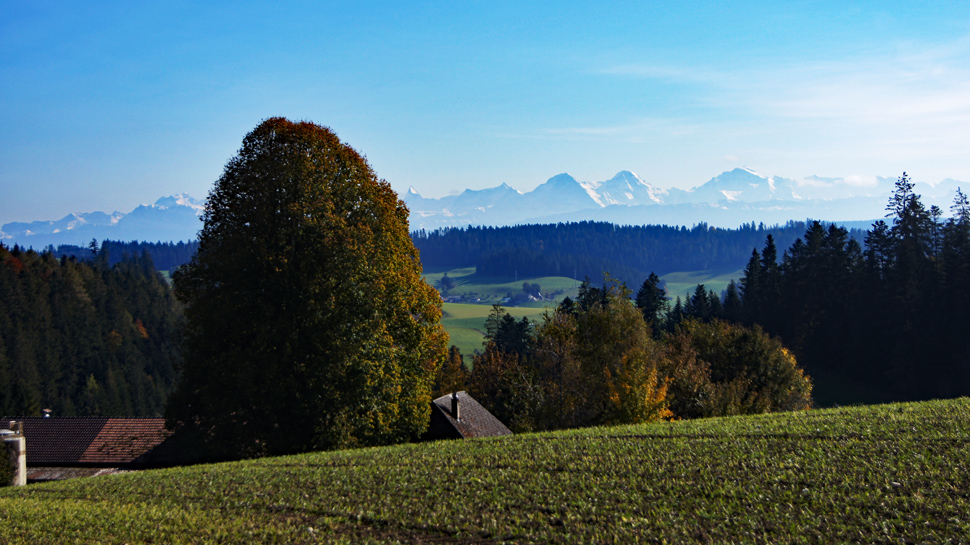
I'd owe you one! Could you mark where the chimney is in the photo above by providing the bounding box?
[1,422,25,486]
[451,392,460,421]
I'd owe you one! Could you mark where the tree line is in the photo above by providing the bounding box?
[619,174,970,406]
[0,243,181,417]
[412,221,865,286]
[721,174,970,405]
[51,240,199,273]
[433,280,813,433]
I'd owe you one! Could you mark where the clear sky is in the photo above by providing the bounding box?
[3,1,970,224]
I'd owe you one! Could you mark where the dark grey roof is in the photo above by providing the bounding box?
[426,391,512,440]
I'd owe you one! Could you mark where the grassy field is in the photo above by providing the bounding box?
[1,398,968,543]
[425,267,743,306]
[441,303,552,365]
[423,267,583,304]
[662,268,744,301]
[427,268,744,360]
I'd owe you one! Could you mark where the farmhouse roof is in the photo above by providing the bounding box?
[3,417,177,469]
[423,391,512,441]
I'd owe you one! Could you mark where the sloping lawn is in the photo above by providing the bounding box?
[1,398,968,543]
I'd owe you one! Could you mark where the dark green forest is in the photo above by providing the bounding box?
[411,220,865,286]
[52,240,199,274]
[0,244,180,417]
[657,175,970,406]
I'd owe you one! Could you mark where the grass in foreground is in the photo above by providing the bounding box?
[2,398,969,543]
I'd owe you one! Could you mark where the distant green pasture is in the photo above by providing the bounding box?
[441,303,552,365]
[423,267,581,304]
[425,267,745,360]
[661,268,743,301]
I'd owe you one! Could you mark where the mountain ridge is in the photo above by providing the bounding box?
[3,171,966,246]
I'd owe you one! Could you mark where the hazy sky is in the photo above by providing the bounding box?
[4,1,970,224]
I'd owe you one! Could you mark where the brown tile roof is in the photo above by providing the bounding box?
[426,391,512,440]
[5,417,172,468]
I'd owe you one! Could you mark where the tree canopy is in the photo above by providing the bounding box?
[166,118,447,459]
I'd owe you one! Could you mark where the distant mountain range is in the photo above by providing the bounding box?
[1,194,204,248]
[405,168,967,231]
[3,169,966,247]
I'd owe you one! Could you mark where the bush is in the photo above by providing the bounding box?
[663,319,812,418]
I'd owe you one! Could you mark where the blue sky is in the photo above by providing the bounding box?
[3,1,970,224]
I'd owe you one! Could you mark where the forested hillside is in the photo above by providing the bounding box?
[0,244,181,416]
[669,176,970,406]
[52,240,199,273]
[412,221,865,286]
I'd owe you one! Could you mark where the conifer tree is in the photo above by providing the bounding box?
[635,272,668,329]
[722,280,743,323]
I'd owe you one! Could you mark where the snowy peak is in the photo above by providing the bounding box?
[460,182,520,197]
[687,168,798,203]
[527,173,603,210]
[595,170,664,206]
[606,170,644,185]
[151,193,205,214]
[1,196,202,247]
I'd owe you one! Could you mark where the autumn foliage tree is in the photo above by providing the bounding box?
[530,280,670,429]
[432,345,470,398]
[663,319,812,418]
[166,118,447,459]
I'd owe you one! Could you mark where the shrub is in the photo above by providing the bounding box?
[663,319,812,418]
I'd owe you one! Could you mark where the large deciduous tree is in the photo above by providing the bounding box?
[166,118,447,459]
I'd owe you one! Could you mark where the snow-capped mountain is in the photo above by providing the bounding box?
[1,194,204,247]
[403,169,967,231]
[677,168,799,203]
[4,171,966,246]
[521,174,602,213]
[592,171,665,206]
[1,210,124,240]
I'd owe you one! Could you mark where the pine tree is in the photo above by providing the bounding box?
[722,280,743,323]
[433,346,470,397]
[739,249,762,324]
[635,272,668,329]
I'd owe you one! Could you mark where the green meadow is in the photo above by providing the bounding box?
[2,398,968,543]
[662,268,744,301]
[422,266,583,304]
[427,267,744,360]
[441,303,551,365]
